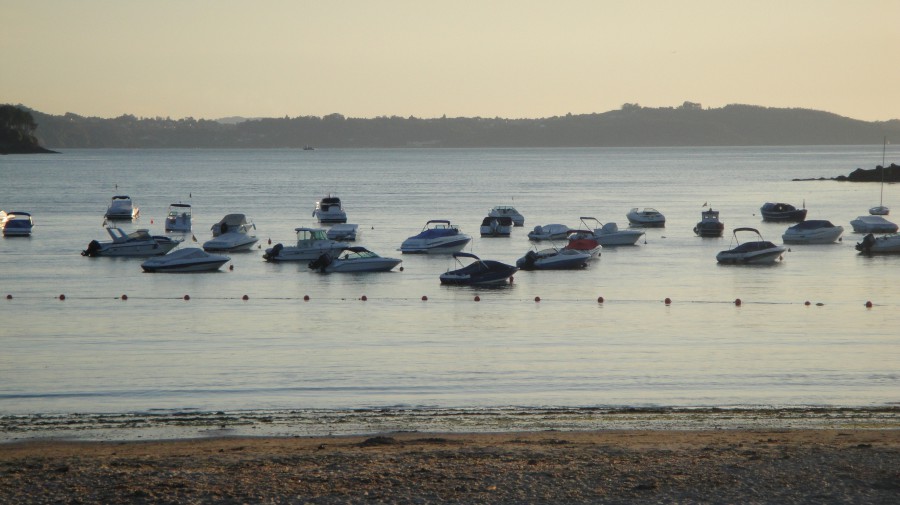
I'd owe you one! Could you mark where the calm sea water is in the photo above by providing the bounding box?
[1,147,899,416]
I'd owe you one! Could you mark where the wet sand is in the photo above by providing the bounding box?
[3,421,900,503]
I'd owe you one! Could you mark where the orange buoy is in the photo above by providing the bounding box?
[474,295,481,302]
[421,295,428,301]
[183,294,190,301]
[242,294,249,301]
[268,238,272,245]
[121,294,128,301]
[229,264,234,270]
[59,294,66,301]
[5,294,11,300]
[360,295,367,301]
[664,297,671,305]
[303,295,310,301]
[865,300,873,308]
[150,219,154,224]
[534,296,541,303]
[734,298,741,306]
[597,296,604,303]
[804,300,811,306]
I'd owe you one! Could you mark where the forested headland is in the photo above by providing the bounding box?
[6,102,900,150]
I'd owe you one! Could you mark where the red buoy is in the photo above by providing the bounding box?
[303,295,310,301]
[360,295,367,301]
[734,298,741,306]
[183,294,190,301]
[865,300,873,308]
[242,294,249,301]
[664,297,672,305]
[421,295,428,301]
[5,294,11,300]
[804,300,811,306]
[597,296,604,303]
[59,294,65,301]
[399,266,404,272]
[121,294,128,301]
[509,275,514,283]
[474,295,481,302]
[268,238,272,245]
[534,296,541,303]
[229,264,234,271]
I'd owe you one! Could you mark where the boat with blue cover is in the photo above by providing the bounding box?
[439,252,519,285]
[400,219,471,254]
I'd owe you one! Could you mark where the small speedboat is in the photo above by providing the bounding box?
[313,194,347,223]
[439,252,518,286]
[308,246,402,273]
[693,209,725,237]
[400,220,471,254]
[575,217,644,246]
[869,205,890,216]
[326,223,359,241]
[203,214,258,252]
[1,211,34,236]
[626,208,666,227]
[563,232,602,258]
[488,206,525,226]
[850,215,898,234]
[516,247,592,270]
[527,223,571,241]
[141,248,230,272]
[760,202,807,222]
[856,233,900,254]
[164,203,192,232]
[480,216,513,237]
[782,220,844,244]
[104,195,139,220]
[716,228,786,265]
[263,227,349,262]
[82,227,181,257]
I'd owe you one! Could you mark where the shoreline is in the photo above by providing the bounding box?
[4,406,899,443]
[2,428,898,503]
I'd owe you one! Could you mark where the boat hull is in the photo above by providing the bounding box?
[202,233,258,252]
[716,248,785,264]
[400,236,471,254]
[782,227,844,244]
[856,234,900,254]
[326,258,402,272]
[84,239,179,257]
[142,258,229,272]
[440,261,518,285]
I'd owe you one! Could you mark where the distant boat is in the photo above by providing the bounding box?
[716,228,786,265]
[626,208,666,227]
[759,202,807,222]
[850,215,898,234]
[313,194,347,223]
[104,195,139,220]
[693,208,724,237]
[164,202,192,232]
[1,211,34,237]
[869,137,890,216]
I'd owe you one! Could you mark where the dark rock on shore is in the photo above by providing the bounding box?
[794,163,900,182]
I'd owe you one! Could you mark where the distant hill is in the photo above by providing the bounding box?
[21,102,900,149]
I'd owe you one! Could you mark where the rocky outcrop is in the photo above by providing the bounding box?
[835,164,900,182]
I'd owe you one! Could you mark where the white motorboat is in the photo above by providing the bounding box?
[263,227,350,262]
[308,246,402,273]
[574,217,644,246]
[326,223,359,241]
[480,216,513,237]
[856,233,900,254]
[400,220,471,254]
[693,209,725,237]
[850,215,898,234]
[141,248,230,272]
[313,194,347,223]
[488,206,525,226]
[164,203,192,232]
[716,228,786,265]
[516,247,592,270]
[1,211,34,236]
[104,195,139,220]
[82,227,181,257]
[203,214,258,252]
[626,207,666,227]
[527,223,571,241]
[782,220,844,244]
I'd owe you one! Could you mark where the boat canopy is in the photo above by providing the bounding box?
[452,252,482,260]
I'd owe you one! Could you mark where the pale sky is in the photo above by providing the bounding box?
[3,0,899,121]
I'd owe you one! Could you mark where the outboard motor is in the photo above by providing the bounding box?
[263,243,283,261]
[855,233,876,254]
[521,250,538,270]
[81,240,101,257]
[308,253,333,272]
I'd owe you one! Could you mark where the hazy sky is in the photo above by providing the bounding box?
[4,0,899,121]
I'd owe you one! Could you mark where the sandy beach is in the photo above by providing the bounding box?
[3,427,899,504]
